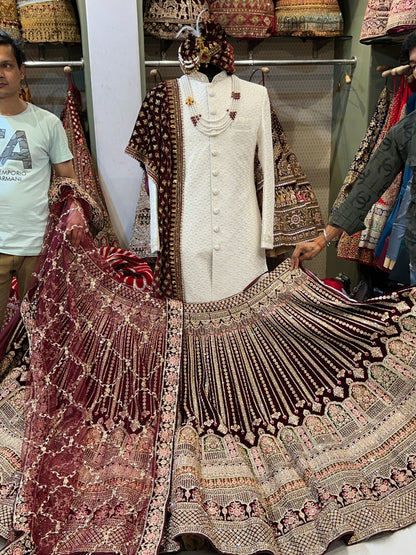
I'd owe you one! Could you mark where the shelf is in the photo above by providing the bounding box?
[360,29,415,46]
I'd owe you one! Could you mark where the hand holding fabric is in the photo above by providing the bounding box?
[65,200,88,248]
[290,240,323,269]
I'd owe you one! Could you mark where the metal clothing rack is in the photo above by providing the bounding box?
[145,56,357,68]
[24,59,84,69]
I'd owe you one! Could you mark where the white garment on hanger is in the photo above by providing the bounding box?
[150,71,275,303]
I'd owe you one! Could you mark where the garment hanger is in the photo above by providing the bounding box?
[64,65,83,110]
[150,68,164,86]
[19,75,32,103]
[249,66,269,86]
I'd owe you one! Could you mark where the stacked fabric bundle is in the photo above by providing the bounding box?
[143,0,344,40]
[0,0,21,39]
[209,0,276,39]
[274,0,344,37]
[361,0,416,43]
[17,0,81,43]
[143,0,209,40]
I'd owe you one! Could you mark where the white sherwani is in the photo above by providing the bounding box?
[149,71,275,303]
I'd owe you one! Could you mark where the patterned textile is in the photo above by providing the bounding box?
[331,87,393,215]
[178,17,235,75]
[0,318,27,540]
[0,0,21,39]
[129,174,155,259]
[2,278,19,329]
[3,239,416,553]
[209,0,275,40]
[335,80,410,265]
[128,100,324,260]
[99,246,153,289]
[19,83,32,103]
[386,0,416,34]
[275,0,343,37]
[360,0,392,43]
[358,172,402,250]
[1,204,180,555]
[163,265,416,554]
[143,0,209,40]
[126,80,182,299]
[17,0,80,43]
[258,104,324,253]
[61,87,119,247]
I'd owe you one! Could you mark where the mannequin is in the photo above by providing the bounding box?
[197,62,222,81]
[126,19,275,303]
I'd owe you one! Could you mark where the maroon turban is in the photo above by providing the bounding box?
[178,16,235,75]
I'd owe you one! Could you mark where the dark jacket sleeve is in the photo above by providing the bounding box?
[329,117,408,235]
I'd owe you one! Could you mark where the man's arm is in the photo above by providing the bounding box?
[291,116,409,270]
[53,160,86,248]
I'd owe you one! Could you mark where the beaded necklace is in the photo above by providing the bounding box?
[182,73,241,137]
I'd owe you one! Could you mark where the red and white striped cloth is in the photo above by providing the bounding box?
[99,246,153,289]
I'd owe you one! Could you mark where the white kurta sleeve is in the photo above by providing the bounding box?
[148,176,160,253]
[257,90,275,250]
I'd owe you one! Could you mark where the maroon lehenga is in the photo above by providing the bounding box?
[1,207,416,553]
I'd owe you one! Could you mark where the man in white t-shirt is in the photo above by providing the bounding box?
[0,30,86,328]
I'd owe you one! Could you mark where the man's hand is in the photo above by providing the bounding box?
[65,200,87,248]
[291,225,343,269]
[291,240,323,269]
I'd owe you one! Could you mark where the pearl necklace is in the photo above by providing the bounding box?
[182,74,241,137]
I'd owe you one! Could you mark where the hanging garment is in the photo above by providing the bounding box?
[143,0,209,40]
[126,72,275,303]
[374,93,416,264]
[331,87,392,215]
[19,79,32,103]
[16,0,81,43]
[386,0,416,34]
[259,104,324,253]
[336,78,411,265]
[61,87,119,247]
[128,103,324,260]
[209,0,275,39]
[331,107,416,273]
[275,0,344,37]
[0,0,21,39]
[384,174,413,262]
[375,167,413,267]
[354,80,412,257]
[2,213,416,554]
[360,0,393,43]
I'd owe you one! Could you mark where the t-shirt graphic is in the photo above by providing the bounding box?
[0,129,32,175]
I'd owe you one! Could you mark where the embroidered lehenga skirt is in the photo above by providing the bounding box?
[1,213,416,554]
